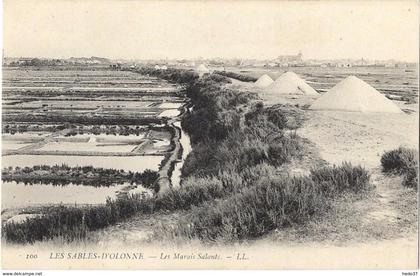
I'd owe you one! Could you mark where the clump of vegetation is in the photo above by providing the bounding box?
[2,165,159,191]
[213,70,258,82]
[133,66,199,84]
[3,113,165,126]
[2,193,155,244]
[402,166,418,189]
[156,163,371,242]
[310,162,371,195]
[161,176,324,241]
[381,147,418,189]
[381,147,418,174]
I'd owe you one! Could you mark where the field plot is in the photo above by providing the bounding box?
[2,65,187,214]
[2,67,185,123]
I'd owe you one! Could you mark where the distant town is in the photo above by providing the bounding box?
[3,52,417,68]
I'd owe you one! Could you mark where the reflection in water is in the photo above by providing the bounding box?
[1,181,128,209]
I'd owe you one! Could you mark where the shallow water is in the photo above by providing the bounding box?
[152,140,171,148]
[61,133,145,142]
[171,122,192,187]
[158,109,181,118]
[19,100,151,109]
[37,142,137,153]
[158,102,182,109]
[2,141,31,151]
[2,155,163,172]
[1,181,127,209]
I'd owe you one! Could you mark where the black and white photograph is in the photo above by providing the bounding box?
[1,0,418,271]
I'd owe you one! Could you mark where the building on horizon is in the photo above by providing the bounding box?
[276,51,303,64]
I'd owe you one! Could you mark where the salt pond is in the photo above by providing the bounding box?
[59,133,145,142]
[1,181,128,209]
[158,109,181,117]
[2,155,163,172]
[2,141,31,151]
[158,102,182,109]
[37,142,137,153]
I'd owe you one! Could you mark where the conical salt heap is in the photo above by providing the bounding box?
[255,74,274,87]
[196,64,210,77]
[265,71,318,95]
[310,76,402,113]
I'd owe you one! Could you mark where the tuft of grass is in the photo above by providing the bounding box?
[402,166,418,189]
[310,162,371,195]
[381,147,418,175]
[381,147,418,190]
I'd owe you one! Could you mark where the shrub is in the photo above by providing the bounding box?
[381,147,418,175]
[155,163,371,242]
[155,176,225,211]
[265,104,306,130]
[402,166,418,189]
[267,133,303,166]
[213,70,258,82]
[381,147,418,190]
[310,162,371,195]
[159,176,326,242]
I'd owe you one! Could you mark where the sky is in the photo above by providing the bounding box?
[3,0,419,61]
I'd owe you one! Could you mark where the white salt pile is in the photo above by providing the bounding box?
[310,76,402,113]
[196,64,210,76]
[255,74,274,87]
[265,71,318,95]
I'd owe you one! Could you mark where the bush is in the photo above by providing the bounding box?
[156,163,371,242]
[310,162,371,195]
[159,176,326,242]
[381,147,418,175]
[402,166,418,189]
[213,70,258,82]
[381,147,418,190]
[155,176,225,210]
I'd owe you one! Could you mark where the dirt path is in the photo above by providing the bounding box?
[297,109,418,169]
[286,107,418,247]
